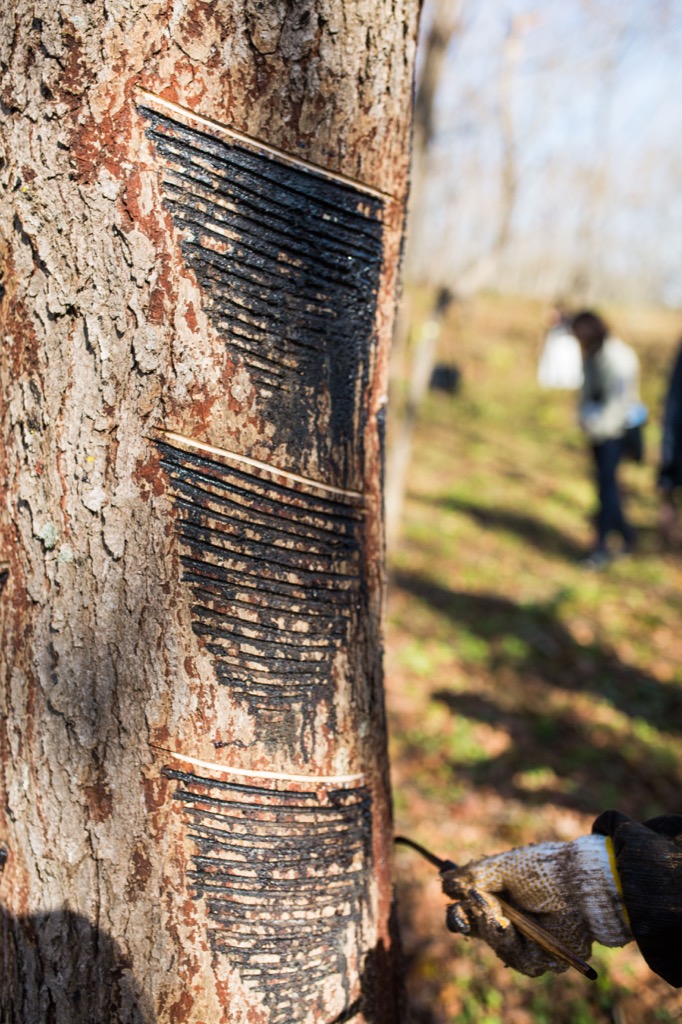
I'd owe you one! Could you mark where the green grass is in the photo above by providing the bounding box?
[387,290,682,1024]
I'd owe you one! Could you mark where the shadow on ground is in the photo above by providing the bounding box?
[420,495,671,562]
[421,495,588,560]
[392,569,682,817]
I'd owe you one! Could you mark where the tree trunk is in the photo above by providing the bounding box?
[0,3,419,1021]
[403,0,463,283]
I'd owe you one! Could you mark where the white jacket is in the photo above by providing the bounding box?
[579,337,640,443]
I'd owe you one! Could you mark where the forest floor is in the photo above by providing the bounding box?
[386,292,682,1024]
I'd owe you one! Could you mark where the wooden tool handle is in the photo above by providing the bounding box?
[498,896,598,980]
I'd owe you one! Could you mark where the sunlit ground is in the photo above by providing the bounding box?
[387,292,682,1023]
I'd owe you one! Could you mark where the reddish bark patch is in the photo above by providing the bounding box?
[141,769,170,819]
[70,104,133,186]
[133,448,166,499]
[120,170,146,233]
[120,166,178,327]
[53,31,88,107]
[168,989,195,1023]
[178,0,228,48]
[83,781,113,824]
[1,276,41,378]
[148,283,168,326]
[181,390,220,435]
[125,844,152,899]
[184,301,198,332]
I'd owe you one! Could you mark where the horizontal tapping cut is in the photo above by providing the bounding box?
[180,796,371,828]
[163,177,382,274]
[184,822,362,848]
[155,436,366,742]
[137,90,394,201]
[188,834,367,860]
[173,500,359,563]
[176,520,360,580]
[162,766,371,1022]
[190,594,343,634]
[191,605,332,646]
[166,471,363,539]
[155,432,363,503]
[184,574,353,621]
[180,557,356,604]
[161,755,365,788]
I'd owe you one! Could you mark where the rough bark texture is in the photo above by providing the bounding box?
[0,3,419,1021]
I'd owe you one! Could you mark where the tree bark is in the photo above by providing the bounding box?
[0,3,419,1021]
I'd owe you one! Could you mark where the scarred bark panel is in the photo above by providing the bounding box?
[154,437,365,759]
[165,769,372,1024]
[140,99,386,490]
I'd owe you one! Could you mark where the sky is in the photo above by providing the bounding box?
[409,0,682,306]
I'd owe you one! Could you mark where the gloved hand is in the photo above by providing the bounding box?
[441,835,632,977]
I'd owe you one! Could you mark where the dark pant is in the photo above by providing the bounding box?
[592,437,635,551]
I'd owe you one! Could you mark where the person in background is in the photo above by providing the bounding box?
[572,311,640,569]
[443,810,682,987]
[658,340,682,543]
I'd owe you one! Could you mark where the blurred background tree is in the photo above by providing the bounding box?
[405,0,682,305]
